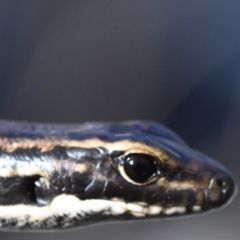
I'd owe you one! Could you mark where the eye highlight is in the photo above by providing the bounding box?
[116,153,163,185]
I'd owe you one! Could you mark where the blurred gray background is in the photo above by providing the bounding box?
[0,1,240,239]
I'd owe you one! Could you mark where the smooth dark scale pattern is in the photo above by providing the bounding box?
[0,120,236,230]
[123,154,158,183]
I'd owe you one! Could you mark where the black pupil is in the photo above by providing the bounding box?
[123,154,158,183]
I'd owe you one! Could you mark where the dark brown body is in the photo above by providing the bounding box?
[0,120,236,229]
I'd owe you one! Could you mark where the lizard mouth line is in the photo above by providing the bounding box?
[0,194,203,229]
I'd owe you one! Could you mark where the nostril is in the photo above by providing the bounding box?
[206,171,236,207]
[209,173,229,189]
[215,177,226,188]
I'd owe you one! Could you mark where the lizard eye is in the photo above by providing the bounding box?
[118,153,162,185]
